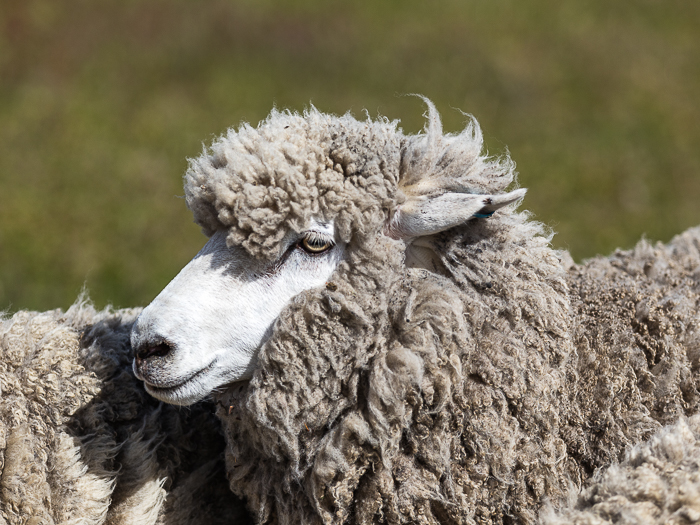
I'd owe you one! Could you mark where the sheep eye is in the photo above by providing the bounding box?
[300,234,334,254]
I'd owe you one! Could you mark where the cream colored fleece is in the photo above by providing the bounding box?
[0,301,250,524]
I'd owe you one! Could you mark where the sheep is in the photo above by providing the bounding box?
[0,300,251,524]
[129,100,700,524]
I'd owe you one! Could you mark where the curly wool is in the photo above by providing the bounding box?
[0,301,250,525]
[185,103,700,524]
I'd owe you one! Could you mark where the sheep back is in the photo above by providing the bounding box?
[564,226,700,480]
[0,302,250,525]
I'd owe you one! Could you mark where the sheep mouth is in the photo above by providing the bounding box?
[141,361,216,404]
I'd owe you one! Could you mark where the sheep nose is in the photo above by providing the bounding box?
[135,341,173,362]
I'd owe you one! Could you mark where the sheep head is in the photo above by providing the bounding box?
[131,101,525,405]
[131,221,346,405]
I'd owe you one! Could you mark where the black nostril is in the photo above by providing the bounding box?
[136,342,173,361]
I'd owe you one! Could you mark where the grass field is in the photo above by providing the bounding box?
[1,0,699,312]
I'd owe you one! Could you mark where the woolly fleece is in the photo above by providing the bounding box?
[0,301,250,524]
[185,103,700,524]
[542,415,700,525]
[563,226,700,480]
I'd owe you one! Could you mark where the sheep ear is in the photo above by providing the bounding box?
[385,188,526,240]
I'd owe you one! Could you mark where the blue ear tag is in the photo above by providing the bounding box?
[473,211,494,219]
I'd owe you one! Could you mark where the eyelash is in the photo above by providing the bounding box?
[298,232,335,254]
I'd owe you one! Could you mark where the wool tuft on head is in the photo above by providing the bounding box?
[184,106,402,259]
[388,98,525,240]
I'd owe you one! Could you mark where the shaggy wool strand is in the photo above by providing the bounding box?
[0,301,250,525]
[186,104,700,524]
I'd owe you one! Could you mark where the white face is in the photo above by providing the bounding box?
[131,221,345,405]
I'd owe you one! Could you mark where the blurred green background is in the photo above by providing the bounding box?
[1,0,699,312]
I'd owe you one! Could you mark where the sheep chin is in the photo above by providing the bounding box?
[143,376,211,406]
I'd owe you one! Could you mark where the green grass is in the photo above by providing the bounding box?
[2,0,699,312]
